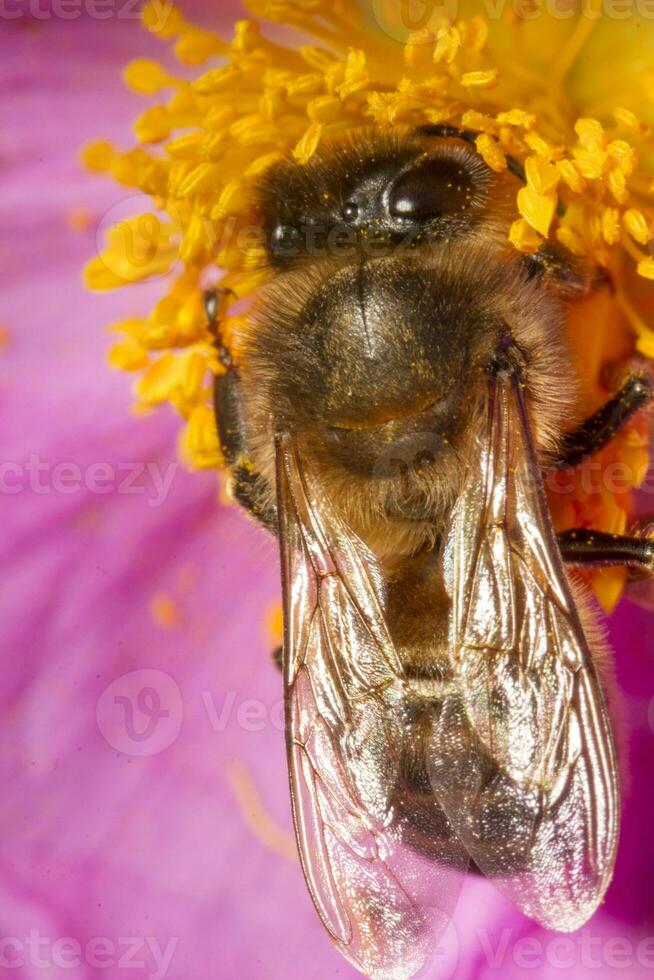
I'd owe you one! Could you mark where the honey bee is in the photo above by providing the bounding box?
[207,127,654,979]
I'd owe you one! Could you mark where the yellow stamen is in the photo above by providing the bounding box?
[551,3,601,86]
[623,208,651,246]
[460,69,499,90]
[476,133,507,173]
[518,185,557,237]
[637,258,654,280]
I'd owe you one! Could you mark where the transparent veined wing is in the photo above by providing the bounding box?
[432,372,620,931]
[275,433,468,980]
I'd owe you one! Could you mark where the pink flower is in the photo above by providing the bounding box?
[1,6,653,980]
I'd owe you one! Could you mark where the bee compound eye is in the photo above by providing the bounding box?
[271,224,303,257]
[342,200,360,222]
[388,157,479,221]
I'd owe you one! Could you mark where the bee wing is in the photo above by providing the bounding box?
[275,433,468,980]
[432,374,620,931]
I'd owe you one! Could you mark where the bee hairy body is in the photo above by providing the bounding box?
[230,131,594,559]
[208,126,652,979]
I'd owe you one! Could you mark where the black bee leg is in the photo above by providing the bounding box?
[206,290,278,534]
[205,288,235,372]
[555,374,652,470]
[558,529,654,573]
[215,358,278,532]
[270,645,283,673]
[227,461,278,534]
[521,241,617,295]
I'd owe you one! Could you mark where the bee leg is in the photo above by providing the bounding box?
[226,459,278,534]
[554,374,652,470]
[558,529,654,574]
[214,369,278,533]
[206,290,278,534]
[522,242,613,297]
